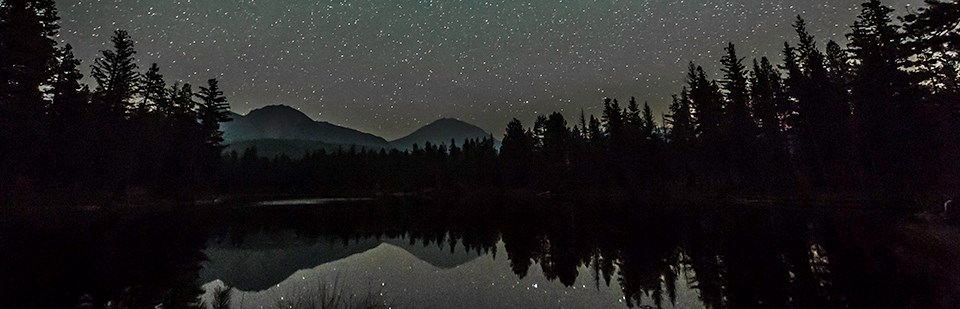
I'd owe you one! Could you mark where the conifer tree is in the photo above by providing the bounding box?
[666,89,696,149]
[902,0,960,93]
[532,114,548,150]
[542,112,569,156]
[142,63,168,114]
[602,97,625,144]
[588,115,603,145]
[903,0,960,188]
[170,82,197,118]
[825,40,851,85]
[578,109,588,139]
[50,44,86,126]
[627,96,642,129]
[91,29,140,118]
[196,78,232,149]
[0,0,61,192]
[753,57,789,139]
[0,0,59,106]
[848,0,921,192]
[641,101,656,139]
[686,63,724,153]
[720,43,756,146]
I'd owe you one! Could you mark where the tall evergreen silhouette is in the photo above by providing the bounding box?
[197,78,232,149]
[141,63,168,114]
[499,118,535,186]
[848,0,921,193]
[91,29,139,118]
[686,63,726,183]
[720,43,757,183]
[902,0,960,190]
[666,89,697,187]
[0,0,61,195]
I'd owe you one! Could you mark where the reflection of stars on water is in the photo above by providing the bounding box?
[202,239,702,308]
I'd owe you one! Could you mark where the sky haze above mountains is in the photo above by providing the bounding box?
[57,0,922,139]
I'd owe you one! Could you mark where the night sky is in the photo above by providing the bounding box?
[57,0,920,139]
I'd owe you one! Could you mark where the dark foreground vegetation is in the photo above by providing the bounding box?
[2,0,959,208]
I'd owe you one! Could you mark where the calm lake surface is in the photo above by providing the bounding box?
[4,196,960,308]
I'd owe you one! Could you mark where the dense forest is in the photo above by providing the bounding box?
[0,0,232,206]
[2,0,959,206]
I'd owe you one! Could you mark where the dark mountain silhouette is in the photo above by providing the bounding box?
[222,105,389,149]
[390,118,498,150]
[222,107,497,155]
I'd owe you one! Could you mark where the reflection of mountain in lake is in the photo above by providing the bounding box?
[199,232,481,291]
[201,241,701,309]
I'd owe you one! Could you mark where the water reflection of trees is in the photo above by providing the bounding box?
[4,197,956,308]
[215,197,956,309]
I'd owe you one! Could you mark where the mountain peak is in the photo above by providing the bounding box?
[245,105,313,123]
[390,118,496,149]
[221,104,388,148]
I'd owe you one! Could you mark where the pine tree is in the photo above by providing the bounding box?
[542,112,569,157]
[779,16,855,187]
[50,44,86,125]
[500,118,533,158]
[602,97,625,144]
[686,63,724,152]
[196,78,232,149]
[848,0,921,192]
[142,63,168,114]
[532,114,548,150]
[720,43,757,145]
[0,0,61,192]
[825,40,851,86]
[641,101,656,139]
[91,29,140,118]
[0,0,59,106]
[750,57,786,141]
[588,115,603,145]
[903,0,960,94]
[170,82,197,118]
[848,0,912,126]
[685,62,727,183]
[45,43,90,185]
[903,0,960,188]
[626,96,642,129]
[666,89,696,148]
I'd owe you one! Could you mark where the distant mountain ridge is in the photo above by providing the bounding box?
[222,105,389,149]
[221,105,498,154]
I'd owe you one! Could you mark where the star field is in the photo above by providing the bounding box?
[58,0,921,139]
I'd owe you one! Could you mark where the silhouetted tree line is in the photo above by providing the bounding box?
[219,0,960,200]
[220,138,499,195]
[0,0,232,204]
[4,0,959,203]
[502,0,960,199]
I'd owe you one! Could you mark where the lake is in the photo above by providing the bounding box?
[3,196,959,308]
